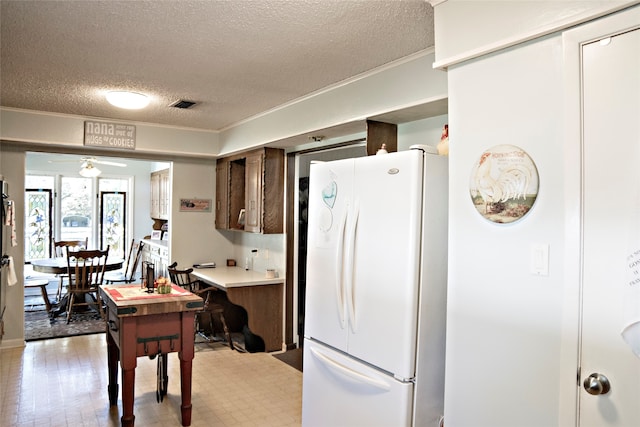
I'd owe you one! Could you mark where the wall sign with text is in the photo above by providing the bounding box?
[84,120,136,150]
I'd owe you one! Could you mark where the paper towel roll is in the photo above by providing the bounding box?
[7,256,17,286]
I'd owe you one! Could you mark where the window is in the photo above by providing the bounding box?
[25,173,132,260]
[24,175,54,261]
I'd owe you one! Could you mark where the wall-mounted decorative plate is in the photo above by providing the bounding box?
[469,144,539,224]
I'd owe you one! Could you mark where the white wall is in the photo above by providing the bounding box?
[432,0,638,69]
[435,2,639,426]
[0,146,27,347]
[169,160,234,269]
[445,35,566,427]
[398,115,447,151]
[0,108,219,157]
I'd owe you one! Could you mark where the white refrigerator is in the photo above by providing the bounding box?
[302,146,448,427]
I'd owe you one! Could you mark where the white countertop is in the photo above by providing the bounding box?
[191,266,284,289]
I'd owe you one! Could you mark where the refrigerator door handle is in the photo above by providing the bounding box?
[346,202,359,333]
[335,207,348,328]
[310,346,391,391]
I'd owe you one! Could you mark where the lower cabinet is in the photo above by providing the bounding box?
[141,239,169,279]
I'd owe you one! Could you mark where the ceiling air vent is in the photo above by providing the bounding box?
[170,100,196,109]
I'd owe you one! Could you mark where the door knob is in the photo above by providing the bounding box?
[583,373,611,395]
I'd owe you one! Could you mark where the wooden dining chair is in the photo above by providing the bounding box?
[65,246,109,324]
[53,238,88,257]
[53,238,88,300]
[167,262,201,292]
[168,262,233,349]
[105,239,145,284]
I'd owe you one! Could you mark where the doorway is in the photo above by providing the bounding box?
[579,23,640,427]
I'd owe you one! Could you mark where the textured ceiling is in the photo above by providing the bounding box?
[1,0,434,132]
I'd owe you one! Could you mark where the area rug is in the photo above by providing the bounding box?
[24,310,105,341]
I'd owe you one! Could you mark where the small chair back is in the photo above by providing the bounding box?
[54,238,88,258]
[66,246,110,291]
[120,239,145,283]
[121,238,136,272]
[125,241,145,282]
[168,262,200,292]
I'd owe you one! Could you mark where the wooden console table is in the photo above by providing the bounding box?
[191,267,284,352]
[99,284,203,427]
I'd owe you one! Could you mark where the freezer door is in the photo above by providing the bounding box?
[305,158,355,352]
[302,339,413,427]
[347,150,423,378]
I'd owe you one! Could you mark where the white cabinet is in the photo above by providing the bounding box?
[141,239,169,279]
[150,168,170,220]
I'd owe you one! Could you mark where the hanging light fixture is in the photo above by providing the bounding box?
[106,90,149,109]
[79,161,101,177]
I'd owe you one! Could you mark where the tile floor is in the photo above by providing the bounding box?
[1,334,302,426]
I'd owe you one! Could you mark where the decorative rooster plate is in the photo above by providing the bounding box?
[469,144,539,224]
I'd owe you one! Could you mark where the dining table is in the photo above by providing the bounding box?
[29,256,124,318]
[30,257,124,275]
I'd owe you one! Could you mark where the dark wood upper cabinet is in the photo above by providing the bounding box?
[366,120,397,155]
[215,147,284,234]
[215,159,229,229]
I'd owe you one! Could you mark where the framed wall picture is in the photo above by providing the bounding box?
[179,198,212,212]
[469,144,539,224]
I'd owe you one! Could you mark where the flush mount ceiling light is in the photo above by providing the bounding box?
[79,161,101,177]
[106,91,149,109]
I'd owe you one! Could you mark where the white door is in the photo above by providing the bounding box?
[302,339,413,427]
[305,158,354,353]
[580,26,640,427]
[348,150,423,378]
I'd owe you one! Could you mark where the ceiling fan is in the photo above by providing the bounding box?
[49,156,127,177]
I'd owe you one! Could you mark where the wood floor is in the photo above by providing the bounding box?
[0,334,302,426]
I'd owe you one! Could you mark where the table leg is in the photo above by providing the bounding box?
[38,284,52,313]
[121,367,135,427]
[179,312,195,426]
[106,332,119,405]
[179,357,193,426]
[120,317,137,427]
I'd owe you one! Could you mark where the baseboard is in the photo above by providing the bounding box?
[0,338,26,349]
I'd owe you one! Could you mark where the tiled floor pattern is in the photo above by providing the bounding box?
[1,334,302,426]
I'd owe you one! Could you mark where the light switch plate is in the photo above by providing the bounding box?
[531,243,549,276]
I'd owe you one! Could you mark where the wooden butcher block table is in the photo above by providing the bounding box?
[99,284,204,427]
